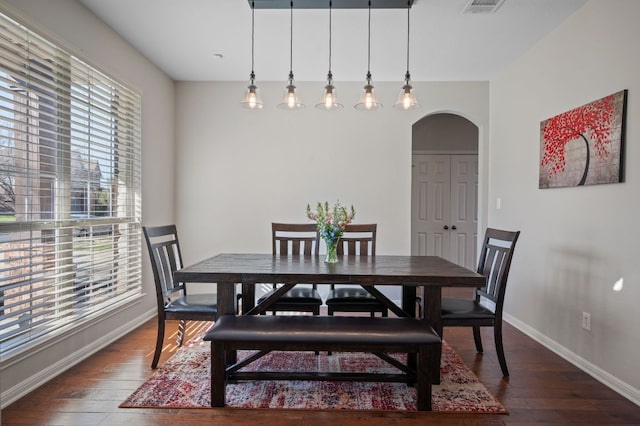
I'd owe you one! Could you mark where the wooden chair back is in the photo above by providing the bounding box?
[336,223,377,256]
[272,223,320,255]
[143,225,185,309]
[475,228,520,315]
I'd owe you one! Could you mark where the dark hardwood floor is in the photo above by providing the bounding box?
[2,313,640,425]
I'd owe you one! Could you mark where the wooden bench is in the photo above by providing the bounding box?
[203,315,441,411]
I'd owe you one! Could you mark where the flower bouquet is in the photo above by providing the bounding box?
[306,201,355,263]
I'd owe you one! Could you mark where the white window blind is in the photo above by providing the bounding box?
[0,12,142,359]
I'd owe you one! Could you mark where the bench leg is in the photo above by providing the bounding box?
[211,341,226,407]
[416,344,433,411]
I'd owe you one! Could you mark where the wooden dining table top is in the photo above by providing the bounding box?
[174,253,485,286]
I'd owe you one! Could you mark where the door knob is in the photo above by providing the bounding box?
[451,225,457,230]
[443,225,449,230]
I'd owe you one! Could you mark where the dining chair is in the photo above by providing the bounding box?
[257,223,323,315]
[143,225,218,369]
[325,224,388,317]
[440,227,520,377]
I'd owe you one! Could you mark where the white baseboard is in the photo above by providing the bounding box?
[1,308,155,409]
[504,313,640,406]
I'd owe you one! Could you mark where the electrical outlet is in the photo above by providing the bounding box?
[582,312,591,331]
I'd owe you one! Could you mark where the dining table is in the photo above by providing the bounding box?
[174,253,486,383]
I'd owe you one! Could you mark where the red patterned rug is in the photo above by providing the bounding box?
[121,335,507,413]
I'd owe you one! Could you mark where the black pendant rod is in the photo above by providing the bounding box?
[367,0,371,76]
[328,1,332,72]
[251,1,255,75]
[289,1,293,73]
[406,0,410,73]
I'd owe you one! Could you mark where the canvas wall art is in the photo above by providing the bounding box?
[539,90,627,189]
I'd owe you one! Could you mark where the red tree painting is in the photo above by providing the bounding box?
[539,90,626,188]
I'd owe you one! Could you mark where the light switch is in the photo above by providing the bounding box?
[496,198,502,209]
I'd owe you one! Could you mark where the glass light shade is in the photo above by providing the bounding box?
[277,83,305,109]
[240,84,263,110]
[316,83,343,110]
[393,83,420,110]
[354,83,382,111]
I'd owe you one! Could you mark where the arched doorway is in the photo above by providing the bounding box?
[411,113,479,270]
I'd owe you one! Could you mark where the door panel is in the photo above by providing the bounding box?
[449,155,478,270]
[454,232,468,267]
[412,154,478,270]
[411,155,450,256]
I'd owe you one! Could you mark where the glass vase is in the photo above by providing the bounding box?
[325,240,339,263]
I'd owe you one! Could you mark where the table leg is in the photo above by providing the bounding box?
[402,286,418,372]
[241,282,255,314]
[211,341,226,407]
[402,286,417,318]
[217,281,237,363]
[217,281,237,315]
[422,286,442,384]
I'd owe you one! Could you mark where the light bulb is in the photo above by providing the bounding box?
[248,91,257,109]
[365,91,374,110]
[287,90,296,108]
[402,92,412,110]
[324,92,333,109]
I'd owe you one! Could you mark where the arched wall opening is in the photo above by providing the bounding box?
[410,112,480,297]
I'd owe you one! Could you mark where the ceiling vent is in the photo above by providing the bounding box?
[462,0,506,14]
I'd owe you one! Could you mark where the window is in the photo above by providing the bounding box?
[0,12,142,360]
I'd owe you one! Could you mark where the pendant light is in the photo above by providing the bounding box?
[277,1,304,109]
[316,1,342,110]
[394,0,420,110]
[241,1,263,110]
[354,1,382,111]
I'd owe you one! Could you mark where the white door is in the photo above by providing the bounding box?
[449,155,478,269]
[411,154,478,270]
[411,155,451,259]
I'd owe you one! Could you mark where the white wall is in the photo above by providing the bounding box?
[490,0,640,403]
[175,80,489,264]
[0,0,175,406]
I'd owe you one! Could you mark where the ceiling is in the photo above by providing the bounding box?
[79,0,587,82]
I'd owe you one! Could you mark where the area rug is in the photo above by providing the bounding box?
[121,335,507,413]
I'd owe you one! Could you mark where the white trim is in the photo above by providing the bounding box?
[0,307,156,409]
[504,313,640,407]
